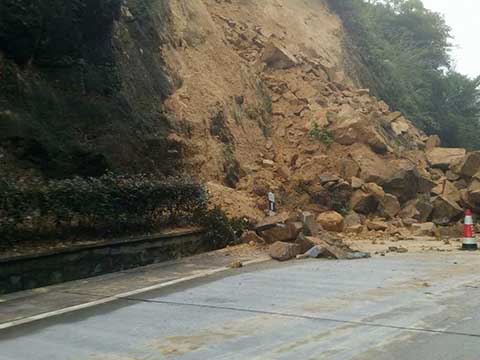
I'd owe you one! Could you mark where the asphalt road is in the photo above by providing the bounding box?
[2,253,480,359]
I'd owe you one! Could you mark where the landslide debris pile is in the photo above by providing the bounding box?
[178,0,479,241]
[1,0,477,245]
[241,211,370,262]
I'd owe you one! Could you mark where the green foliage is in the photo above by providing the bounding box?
[255,79,273,137]
[210,109,234,144]
[232,98,244,124]
[223,144,241,188]
[0,0,121,65]
[332,199,349,216]
[309,122,334,145]
[431,73,480,149]
[0,174,207,243]
[0,173,245,253]
[0,0,174,178]
[328,0,480,148]
[196,207,237,249]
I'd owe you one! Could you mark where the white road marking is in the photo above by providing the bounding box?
[0,257,271,331]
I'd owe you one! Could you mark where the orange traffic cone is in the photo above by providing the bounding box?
[462,209,478,250]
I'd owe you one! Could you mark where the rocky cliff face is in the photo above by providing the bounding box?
[1,0,478,230]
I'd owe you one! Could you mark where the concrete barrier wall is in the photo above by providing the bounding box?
[0,229,206,294]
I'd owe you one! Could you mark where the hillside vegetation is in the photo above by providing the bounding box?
[0,0,176,179]
[328,0,480,149]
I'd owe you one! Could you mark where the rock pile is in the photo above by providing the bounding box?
[224,25,477,235]
[241,211,370,261]
[181,6,478,238]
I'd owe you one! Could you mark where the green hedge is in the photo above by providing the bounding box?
[0,174,208,243]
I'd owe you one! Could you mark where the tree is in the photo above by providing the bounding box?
[327,0,480,149]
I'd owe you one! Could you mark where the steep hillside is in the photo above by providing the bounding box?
[158,0,362,216]
[156,0,427,218]
[0,0,175,178]
[159,0,478,229]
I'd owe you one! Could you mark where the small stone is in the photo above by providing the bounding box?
[411,222,438,237]
[351,176,364,190]
[304,245,324,258]
[229,261,243,269]
[365,220,388,232]
[262,159,275,167]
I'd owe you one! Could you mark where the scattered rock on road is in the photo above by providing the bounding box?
[229,261,243,269]
[269,241,301,261]
[316,211,344,232]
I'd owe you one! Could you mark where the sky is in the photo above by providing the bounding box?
[421,0,479,78]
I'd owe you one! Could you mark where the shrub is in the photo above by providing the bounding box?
[309,122,333,145]
[195,207,235,249]
[327,0,480,149]
[194,207,249,250]
[0,173,208,243]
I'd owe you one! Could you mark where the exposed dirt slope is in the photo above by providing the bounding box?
[158,0,439,223]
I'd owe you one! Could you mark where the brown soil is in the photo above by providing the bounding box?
[161,0,429,222]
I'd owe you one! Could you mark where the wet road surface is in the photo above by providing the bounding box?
[2,253,480,359]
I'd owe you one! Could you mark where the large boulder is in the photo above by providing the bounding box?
[261,42,298,69]
[350,176,364,190]
[425,135,441,151]
[378,193,401,219]
[467,178,480,204]
[365,219,388,231]
[382,167,431,203]
[269,242,301,261]
[363,183,385,200]
[304,237,348,259]
[319,173,341,185]
[451,151,480,178]
[316,211,344,232]
[349,182,385,215]
[431,180,461,204]
[390,116,411,136]
[426,148,466,170]
[351,190,378,214]
[334,158,360,180]
[398,197,433,222]
[417,171,436,194]
[298,211,320,236]
[255,213,290,231]
[329,114,388,154]
[258,222,303,244]
[442,181,462,204]
[431,195,463,225]
[351,145,409,184]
